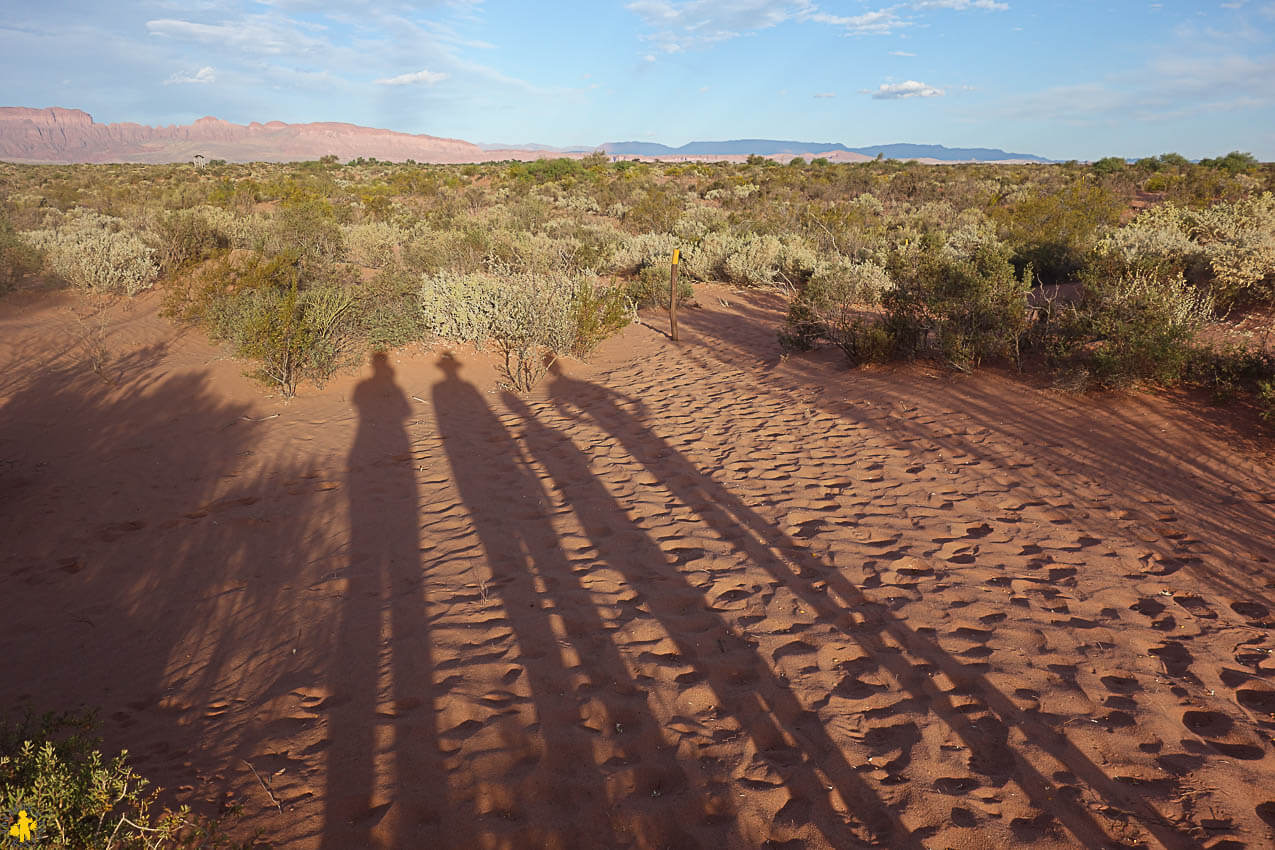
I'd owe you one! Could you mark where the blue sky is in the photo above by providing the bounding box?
[2,0,1273,159]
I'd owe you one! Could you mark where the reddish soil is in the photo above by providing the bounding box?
[3,284,1275,849]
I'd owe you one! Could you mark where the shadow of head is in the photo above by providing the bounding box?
[369,350,394,382]
[436,351,462,379]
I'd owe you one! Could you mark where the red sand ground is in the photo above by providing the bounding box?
[3,284,1275,849]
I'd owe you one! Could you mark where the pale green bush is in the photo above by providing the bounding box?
[1095,203,1200,280]
[781,259,894,360]
[345,222,405,269]
[722,233,783,286]
[489,274,576,390]
[22,210,158,295]
[609,232,678,276]
[419,270,510,344]
[1096,193,1275,307]
[681,231,733,281]
[418,270,628,389]
[557,192,601,214]
[193,205,273,252]
[776,237,819,287]
[672,205,730,242]
[945,214,1007,261]
[849,193,886,217]
[483,229,575,276]
[1192,193,1275,306]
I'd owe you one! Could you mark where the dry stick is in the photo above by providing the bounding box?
[243,759,283,812]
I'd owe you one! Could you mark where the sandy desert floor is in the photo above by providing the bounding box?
[3,284,1275,849]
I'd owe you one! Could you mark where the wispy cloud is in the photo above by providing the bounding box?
[997,33,1275,124]
[867,79,945,98]
[146,15,327,55]
[165,65,216,85]
[890,49,917,55]
[375,68,448,85]
[813,91,836,98]
[626,0,1009,50]
[808,8,907,34]
[625,0,815,52]
[912,0,1007,10]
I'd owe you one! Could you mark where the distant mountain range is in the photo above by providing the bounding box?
[0,107,1053,164]
[594,140,1052,162]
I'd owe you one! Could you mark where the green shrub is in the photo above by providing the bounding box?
[1258,379,1275,421]
[624,186,684,233]
[358,266,428,350]
[1184,344,1275,405]
[1092,157,1127,175]
[197,253,355,396]
[1038,272,1212,389]
[884,242,1031,368]
[490,275,576,391]
[404,228,486,275]
[781,258,894,358]
[344,222,404,269]
[272,194,343,267]
[992,181,1123,284]
[626,262,693,309]
[0,708,241,849]
[21,210,158,295]
[569,278,632,356]
[0,215,43,294]
[150,209,227,275]
[1199,151,1259,176]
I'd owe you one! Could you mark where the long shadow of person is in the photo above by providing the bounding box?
[432,353,708,848]
[503,386,918,850]
[543,362,1203,850]
[321,352,462,848]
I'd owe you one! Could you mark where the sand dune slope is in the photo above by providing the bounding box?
[2,285,1274,849]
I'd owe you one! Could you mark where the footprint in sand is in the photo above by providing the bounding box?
[1181,710,1266,760]
[1236,688,1275,717]
[1231,600,1274,628]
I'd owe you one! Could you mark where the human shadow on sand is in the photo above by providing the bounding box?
[538,361,1205,850]
[321,352,467,848]
[432,353,721,849]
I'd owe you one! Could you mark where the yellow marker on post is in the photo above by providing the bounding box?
[669,248,681,342]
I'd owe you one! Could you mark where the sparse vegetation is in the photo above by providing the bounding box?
[0,708,245,849]
[0,153,1270,401]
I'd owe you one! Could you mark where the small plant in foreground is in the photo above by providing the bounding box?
[0,707,246,849]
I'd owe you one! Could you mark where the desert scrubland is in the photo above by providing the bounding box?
[3,153,1275,848]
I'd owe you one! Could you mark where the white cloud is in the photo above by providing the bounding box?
[813,91,835,98]
[146,15,327,55]
[165,65,216,84]
[808,8,908,34]
[625,0,1009,49]
[625,0,815,51]
[912,0,1008,10]
[890,49,917,55]
[375,68,448,85]
[868,79,945,98]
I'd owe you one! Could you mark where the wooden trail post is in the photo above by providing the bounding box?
[669,248,680,342]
